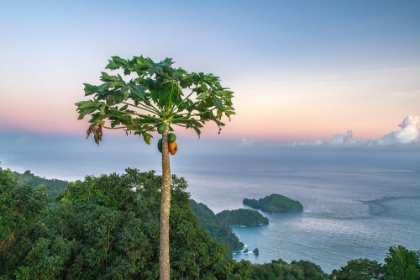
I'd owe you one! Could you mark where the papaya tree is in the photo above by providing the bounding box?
[75,55,235,280]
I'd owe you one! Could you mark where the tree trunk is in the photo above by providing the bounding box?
[159,128,171,280]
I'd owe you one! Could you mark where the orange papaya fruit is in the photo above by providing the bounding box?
[168,141,178,155]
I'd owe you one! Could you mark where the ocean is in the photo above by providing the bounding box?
[1,142,420,273]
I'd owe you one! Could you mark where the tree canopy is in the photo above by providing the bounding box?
[75,56,235,144]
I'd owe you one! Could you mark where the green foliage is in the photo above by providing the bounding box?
[251,258,328,280]
[331,258,385,280]
[54,169,231,279]
[75,55,235,144]
[0,168,50,279]
[14,237,74,280]
[384,245,420,280]
[1,168,253,279]
[3,166,419,280]
[189,200,244,256]
[243,194,303,212]
[291,260,328,280]
[216,209,269,226]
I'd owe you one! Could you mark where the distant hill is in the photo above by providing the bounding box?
[243,194,303,212]
[216,209,269,226]
[9,169,69,199]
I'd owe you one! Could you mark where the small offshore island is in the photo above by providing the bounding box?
[243,194,303,213]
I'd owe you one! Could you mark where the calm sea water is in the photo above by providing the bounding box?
[1,146,420,273]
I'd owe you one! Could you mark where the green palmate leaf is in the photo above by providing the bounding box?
[109,80,124,88]
[88,112,103,123]
[148,58,173,75]
[100,72,114,82]
[109,113,133,128]
[105,60,120,70]
[213,97,224,111]
[99,104,107,116]
[75,101,108,120]
[179,74,194,88]
[192,126,201,138]
[83,84,99,96]
[132,84,147,100]
[112,55,127,65]
[225,110,235,120]
[134,56,153,71]
[174,68,187,79]
[105,56,127,70]
[196,92,209,101]
[75,101,99,110]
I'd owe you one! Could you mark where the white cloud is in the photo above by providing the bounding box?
[376,116,419,145]
[283,116,419,148]
[288,140,325,147]
[329,130,353,145]
[287,130,353,147]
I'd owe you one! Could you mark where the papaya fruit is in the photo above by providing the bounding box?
[157,124,166,134]
[168,133,176,143]
[157,139,162,153]
[168,141,178,155]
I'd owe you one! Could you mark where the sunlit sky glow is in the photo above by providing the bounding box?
[1,0,420,148]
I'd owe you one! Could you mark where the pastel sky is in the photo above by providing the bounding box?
[1,0,420,147]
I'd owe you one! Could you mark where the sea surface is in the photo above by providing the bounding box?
[1,145,420,273]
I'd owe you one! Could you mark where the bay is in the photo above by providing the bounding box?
[1,146,420,273]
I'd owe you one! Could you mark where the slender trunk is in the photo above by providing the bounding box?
[159,128,171,280]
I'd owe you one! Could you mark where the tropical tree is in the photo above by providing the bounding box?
[384,245,420,280]
[331,258,385,280]
[75,55,235,279]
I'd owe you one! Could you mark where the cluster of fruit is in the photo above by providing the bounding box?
[157,124,178,155]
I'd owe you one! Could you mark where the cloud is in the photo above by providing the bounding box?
[287,131,353,147]
[288,140,325,147]
[376,116,419,145]
[329,130,353,145]
[238,138,255,147]
[284,116,419,148]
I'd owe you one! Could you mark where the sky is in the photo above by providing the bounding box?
[1,0,420,151]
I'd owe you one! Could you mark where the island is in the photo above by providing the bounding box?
[243,194,303,213]
[216,209,269,226]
